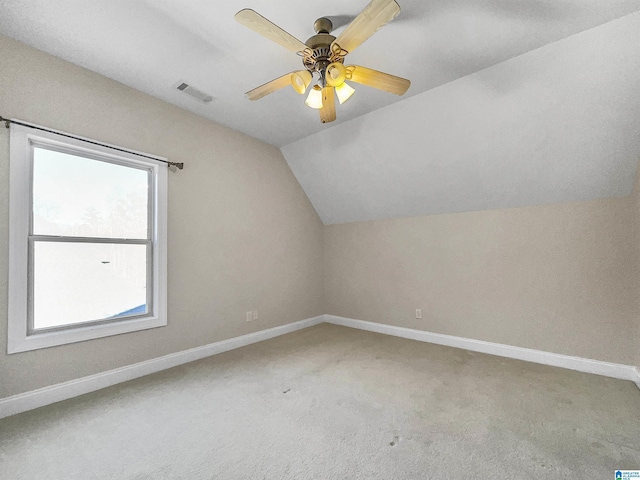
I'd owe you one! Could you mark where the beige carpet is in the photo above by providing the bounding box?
[1,323,639,479]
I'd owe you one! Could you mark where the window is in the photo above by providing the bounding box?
[8,122,167,353]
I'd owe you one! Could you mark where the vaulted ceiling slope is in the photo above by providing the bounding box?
[283,12,640,224]
[1,2,639,224]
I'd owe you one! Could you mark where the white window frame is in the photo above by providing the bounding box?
[8,121,167,354]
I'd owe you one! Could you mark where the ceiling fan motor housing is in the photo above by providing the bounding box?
[303,18,345,87]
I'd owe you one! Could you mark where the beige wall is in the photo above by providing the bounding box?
[633,165,640,371]
[0,35,324,398]
[325,197,638,365]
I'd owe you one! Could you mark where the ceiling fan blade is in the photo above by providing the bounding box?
[347,65,410,95]
[319,87,336,123]
[235,9,308,53]
[245,72,296,101]
[332,0,400,54]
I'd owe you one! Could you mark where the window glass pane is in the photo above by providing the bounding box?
[32,147,149,239]
[32,242,148,330]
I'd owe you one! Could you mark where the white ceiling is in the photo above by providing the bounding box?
[283,11,640,224]
[1,1,640,224]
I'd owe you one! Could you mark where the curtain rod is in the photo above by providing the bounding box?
[1,116,184,170]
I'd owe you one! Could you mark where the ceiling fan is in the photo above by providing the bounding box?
[235,0,411,123]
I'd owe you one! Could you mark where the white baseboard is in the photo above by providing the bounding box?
[2,314,637,419]
[0,315,324,419]
[324,315,640,385]
[633,368,640,391]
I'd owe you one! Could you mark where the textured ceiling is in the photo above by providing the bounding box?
[1,0,639,147]
[282,12,640,224]
[1,1,640,224]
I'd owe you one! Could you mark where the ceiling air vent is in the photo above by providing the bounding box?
[174,81,214,103]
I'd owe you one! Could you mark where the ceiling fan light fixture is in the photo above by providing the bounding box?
[235,1,410,123]
[305,85,324,109]
[335,82,355,104]
[291,70,312,94]
[326,62,347,87]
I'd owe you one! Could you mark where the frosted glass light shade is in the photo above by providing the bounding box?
[335,82,355,104]
[291,70,312,94]
[305,85,323,109]
[326,62,347,87]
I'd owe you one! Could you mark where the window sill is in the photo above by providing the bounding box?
[7,315,167,354]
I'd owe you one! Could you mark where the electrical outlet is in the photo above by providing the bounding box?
[415,309,422,319]
[252,310,258,320]
[246,311,252,322]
